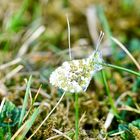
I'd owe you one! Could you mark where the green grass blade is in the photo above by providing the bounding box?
[103,63,140,77]
[0,128,4,140]
[18,76,32,127]
[16,107,40,140]
[98,6,111,38]
[7,0,29,31]
[7,125,12,140]
[98,6,115,55]
[28,92,66,140]
[101,70,119,117]
[75,93,79,140]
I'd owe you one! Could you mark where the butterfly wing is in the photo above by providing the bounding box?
[50,59,94,93]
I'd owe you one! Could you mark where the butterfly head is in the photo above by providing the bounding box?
[89,50,103,71]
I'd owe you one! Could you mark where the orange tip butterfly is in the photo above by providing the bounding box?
[50,32,104,93]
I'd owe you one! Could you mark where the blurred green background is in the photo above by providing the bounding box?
[0,0,140,139]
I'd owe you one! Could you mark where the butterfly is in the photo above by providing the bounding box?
[50,51,103,93]
[50,32,104,93]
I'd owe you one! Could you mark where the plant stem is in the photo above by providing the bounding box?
[75,93,79,140]
[101,70,118,117]
[102,63,140,77]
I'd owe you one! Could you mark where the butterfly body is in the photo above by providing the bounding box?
[50,51,103,93]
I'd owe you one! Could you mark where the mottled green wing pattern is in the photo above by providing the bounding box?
[50,51,103,93]
[50,59,93,93]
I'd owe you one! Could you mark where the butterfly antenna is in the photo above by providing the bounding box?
[95,31,104,53]
[66,15,72,61]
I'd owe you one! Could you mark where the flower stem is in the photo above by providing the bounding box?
[75,93,79,140]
